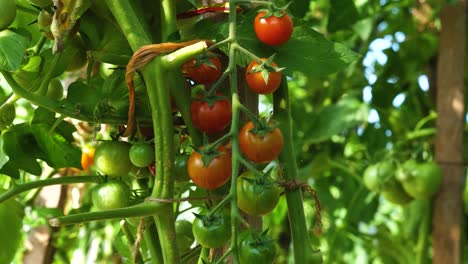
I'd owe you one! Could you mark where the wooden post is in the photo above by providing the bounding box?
[432,1,466,264]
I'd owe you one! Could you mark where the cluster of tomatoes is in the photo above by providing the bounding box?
[363,160,442,205]
[81,7,294,261]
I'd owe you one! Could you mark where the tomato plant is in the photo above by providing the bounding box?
[129,142,155,168]
[239,121,284,163]
[245,58,282,94]
[239,230,276,264]
[187,146,232,190]
[182,52,222,84]
[237,170,281,216]
[94,141,133,177]
[192,210,231,248]
[92,181,130,210]
[254,11,293,46]
[190,93,232,134]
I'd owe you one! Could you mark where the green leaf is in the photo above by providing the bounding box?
[327,0,360,33]
[32,124,81,169]
[66,81,100,116]
[31,107,77,142]
[0,29,31,71]
[1,124,43,175]
[305,97,370,143]
[289,0,311,18]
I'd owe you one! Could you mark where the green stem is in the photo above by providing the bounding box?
[197,247,209,264]
[215,247,232,264]
[415,200,431,264]
[104,0,152,50]
[37,52,63,95]
[49,202,163,226]
[0,176,99,204]
[208,194,232,217]
[144,218,164,264]
[121,221,144,264]
[238,156,261,174]
[273,77,311,263]
[227,2,241,262]
[167,71,202,146]
[235,45,264,64]
[146,58,178,263]
[160,0,177,42]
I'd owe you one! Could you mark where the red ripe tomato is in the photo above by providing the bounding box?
[239,121,284,163]
[254,11,293,46]
[187,146,232,190]
[182,52,222,84]
[190,93,232,134]
[245,58,282,94]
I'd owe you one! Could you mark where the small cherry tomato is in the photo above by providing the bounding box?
[239,230,276,264]
[239,121,284,163]
[237,171,281,216]
[187,146,232,190]
[245,58,282,94]
[254,11,293,46]
[92,181,130,210]
[182,52,222,84]
[94,141,133,177]
[192,209,231,248]
[190,93,232,134]
[129,142,155,168]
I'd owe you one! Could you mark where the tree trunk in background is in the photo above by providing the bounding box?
[432,1,466,264]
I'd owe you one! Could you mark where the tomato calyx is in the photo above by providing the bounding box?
[190,52,220,70]
[242,171,277,189]
[247,118,279,137]
[193,91,228,108]
[248,56,284,86]
[258,2,292,18]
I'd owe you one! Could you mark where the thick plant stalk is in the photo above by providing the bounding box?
[273,78,312,263]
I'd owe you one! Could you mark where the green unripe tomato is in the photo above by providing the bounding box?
[46,79,63,100]
[0,0,16,31]
[239,231,276,264]
[92,181,130,210]
[129,142,154,168]
[192,210,231,248]
[94,141,133,177]
[237,171,281,216]
[363,161,394,192]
